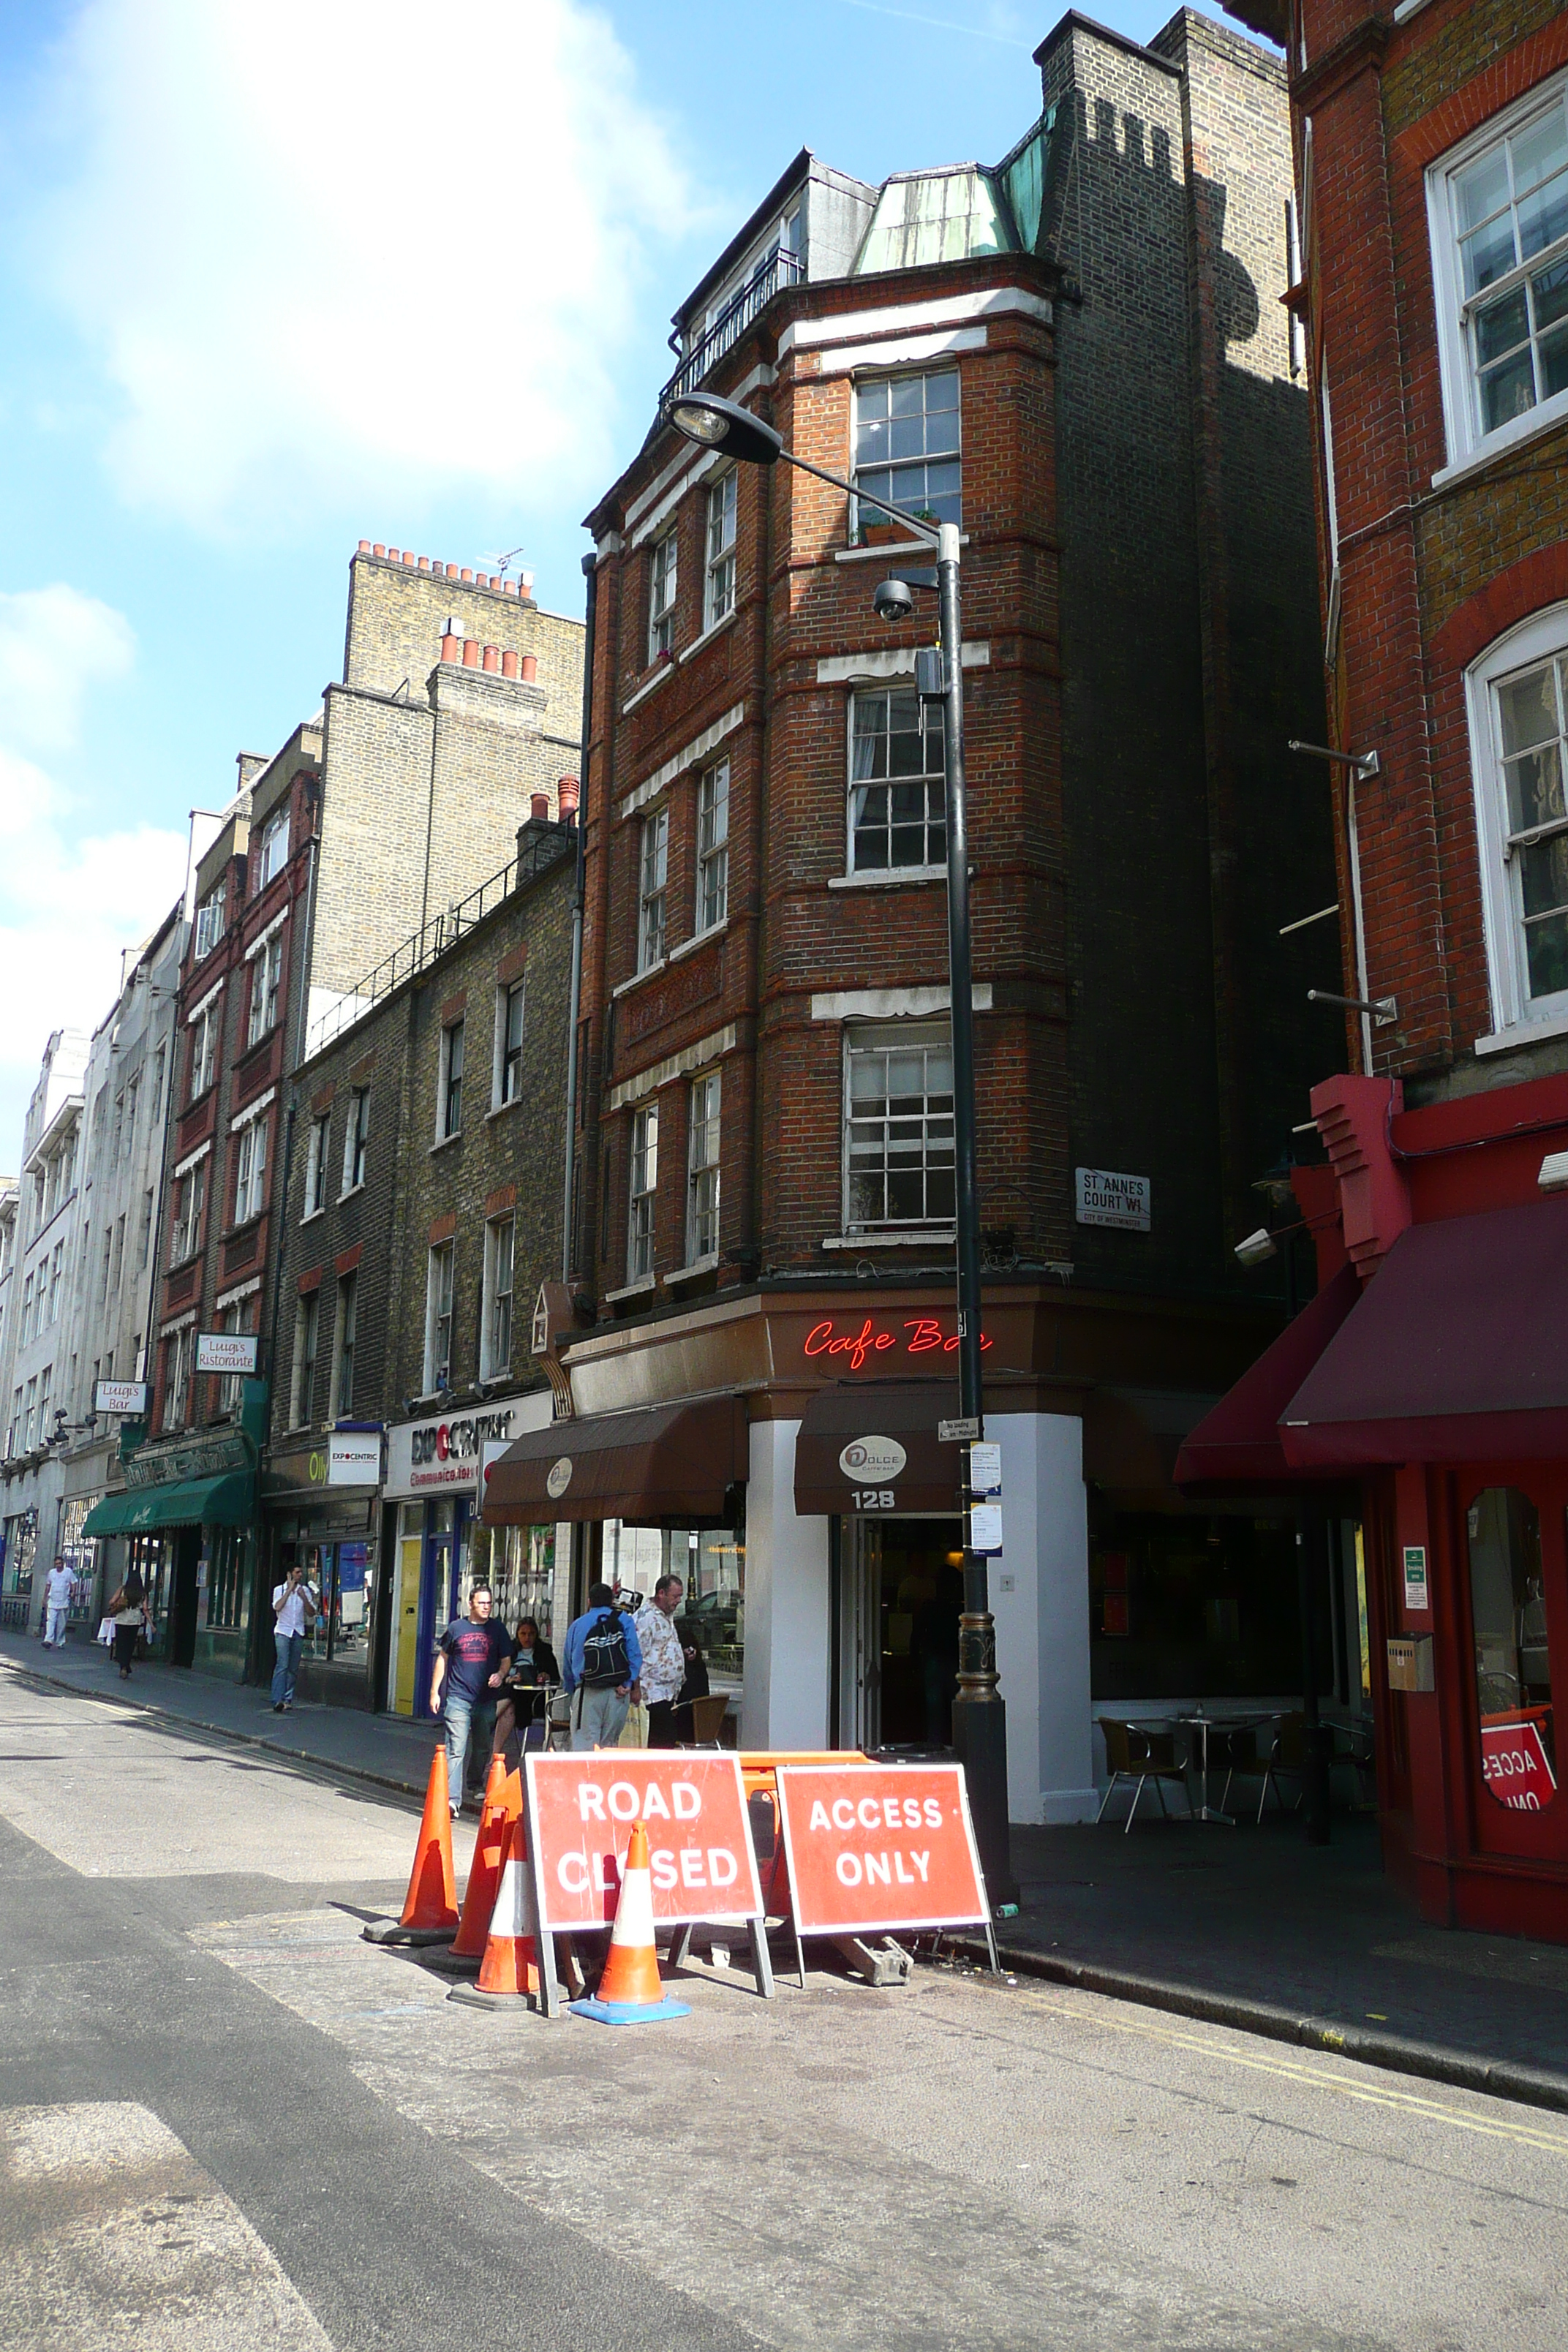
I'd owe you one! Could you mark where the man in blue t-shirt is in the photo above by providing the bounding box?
[430,1582,515,1814]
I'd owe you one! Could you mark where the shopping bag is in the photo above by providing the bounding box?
[97,1617,114,1648]
[617,1700,649,1748]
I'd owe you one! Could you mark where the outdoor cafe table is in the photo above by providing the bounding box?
[1173,1711,1278,1824]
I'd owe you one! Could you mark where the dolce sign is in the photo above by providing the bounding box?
[385,1406,515,1498]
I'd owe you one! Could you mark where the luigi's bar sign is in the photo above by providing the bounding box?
[802,1316,994,1372]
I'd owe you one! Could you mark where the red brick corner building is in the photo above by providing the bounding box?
[486,11,1337,1817]
[1194,0,1568,1935]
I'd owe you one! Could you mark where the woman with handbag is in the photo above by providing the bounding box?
[105,1571,146,1681]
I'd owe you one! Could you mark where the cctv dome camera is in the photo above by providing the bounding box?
[872,577,916,623]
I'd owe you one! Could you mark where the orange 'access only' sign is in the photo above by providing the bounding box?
[524,1752,764,1935]
[774,1762,990,1937]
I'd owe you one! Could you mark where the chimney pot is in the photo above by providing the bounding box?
[531,794,549,821]
[501,649,519,678]
[462,638,480,667]
[460,568,473,584]
[482,644,500,672]
[358,538,372,552]
[520,653,538,683]
[503,578,518,596]
[440,633,461,663]
[388,548,401,562]
[558,775,580,821]
[372,543,386,557]
[418,554,431,572]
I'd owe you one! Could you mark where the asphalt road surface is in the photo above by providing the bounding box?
[1,1665,1563,2352]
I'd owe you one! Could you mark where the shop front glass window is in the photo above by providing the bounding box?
[603,1518,745,1727]
[1468,1487,1556,1810]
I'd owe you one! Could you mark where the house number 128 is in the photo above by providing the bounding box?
[852,1489,897,1509]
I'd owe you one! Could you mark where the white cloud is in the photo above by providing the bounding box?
[32,0,696,532]
[0,601,183,1166]
[0,585,135,754]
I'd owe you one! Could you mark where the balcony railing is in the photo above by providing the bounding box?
[305,821,574,1060]
[660,246,805,412]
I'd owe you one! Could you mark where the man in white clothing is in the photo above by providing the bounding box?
[42,1556,75,1648]
[634,1575,687,1749]
[271,1561,317,1712]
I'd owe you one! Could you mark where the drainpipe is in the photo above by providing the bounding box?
[561,554,598,1289]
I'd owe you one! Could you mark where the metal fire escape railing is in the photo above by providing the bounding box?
[306,823,574,1060]
[659,246,805,412]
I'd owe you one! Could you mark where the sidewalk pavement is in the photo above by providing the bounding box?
[0,1627,442,1801]
[8,1627,1568,2113]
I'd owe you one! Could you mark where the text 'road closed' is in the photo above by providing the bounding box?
[524,1752,764,1932]
[776,1763,989,1937]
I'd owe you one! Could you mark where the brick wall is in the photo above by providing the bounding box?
[574,2,1327,1326]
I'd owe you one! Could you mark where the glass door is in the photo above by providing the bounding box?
[1461,1469,1568,1860]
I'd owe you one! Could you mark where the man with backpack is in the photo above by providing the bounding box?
[561,1580,642,1750]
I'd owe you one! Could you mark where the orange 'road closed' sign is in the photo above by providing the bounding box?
[774,1762,989,1937]
[524,1752,764,1934]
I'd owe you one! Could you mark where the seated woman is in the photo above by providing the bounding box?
[494,1617,562,1758]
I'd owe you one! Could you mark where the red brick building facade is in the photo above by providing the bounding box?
[521,12,1335,1818]
[1199,0,1568,1934]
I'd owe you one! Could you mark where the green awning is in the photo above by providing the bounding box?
[81,1471,255,1537]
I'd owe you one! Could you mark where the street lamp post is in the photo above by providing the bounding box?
[665,390,1014,1907]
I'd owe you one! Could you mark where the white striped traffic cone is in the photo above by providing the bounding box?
[570,1821,689,2025]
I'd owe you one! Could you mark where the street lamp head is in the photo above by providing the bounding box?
[872,576,917,624]
[665,391,783,467]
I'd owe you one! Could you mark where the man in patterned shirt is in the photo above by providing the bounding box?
[634,1575,687,1749]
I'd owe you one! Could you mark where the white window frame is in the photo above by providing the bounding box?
[246,932,283,1046]
[1467,600,1568,1041]
[290,1289,320,1428]
[234,1114,268,1225]
[194,878,227,961]
[303,1114,330,1216]
[648,527,678,663]
[848,687,947,875]
[172,1159,206,1264]
[627,1104,658,1283]
[332,1273,357,1419]
[704,471,738,629]
[440,1019,464,1139]
[22,1373,37,1449]
[638,808,669,970]
[852,366,962,538]
[686,1071,721,1266]
[189,1000,218,1100]
[696,760,729,934]
[165,1328,192,1430]
[481,1214,515,1381]
[842,1019,957,1235]
[254,805,289,892]
[495,980,526,1107]
[1428,72,1568,475]
[424,1241,455,1394]
[342,1086,369,1194]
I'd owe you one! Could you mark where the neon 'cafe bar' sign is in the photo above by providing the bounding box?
[802,1317,994,1372]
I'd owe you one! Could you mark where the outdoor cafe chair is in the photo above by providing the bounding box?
[1253,1711,1307,1823]
[1096,1718,1190,1832]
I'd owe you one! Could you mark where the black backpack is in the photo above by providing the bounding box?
[579,1606,630,1689]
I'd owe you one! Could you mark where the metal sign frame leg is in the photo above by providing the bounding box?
[539,1929,562,2019]
[748,1914,776,1999]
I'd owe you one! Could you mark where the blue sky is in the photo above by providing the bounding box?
[0,0,1226,1155]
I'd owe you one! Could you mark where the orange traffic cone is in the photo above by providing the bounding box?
[362,1746,459,1945]
[446,1752,522,1966]
[570,1822,689,2025]
[448,1812,546,2008]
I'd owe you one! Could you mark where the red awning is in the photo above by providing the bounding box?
[1280,1197,1568,1468]
[1173,1264,1361,1493]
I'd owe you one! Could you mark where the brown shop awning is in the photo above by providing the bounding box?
[795,1382,964,1516]
[481,1395,749,1526]
[1279,1198,1568,1469]
[1173,1263,1362,1494]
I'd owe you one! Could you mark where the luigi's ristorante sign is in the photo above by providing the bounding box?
[385,1406,517,1499]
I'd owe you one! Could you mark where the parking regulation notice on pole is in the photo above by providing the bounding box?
[774,1763,989,1937]
[523,1753,764,1933]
